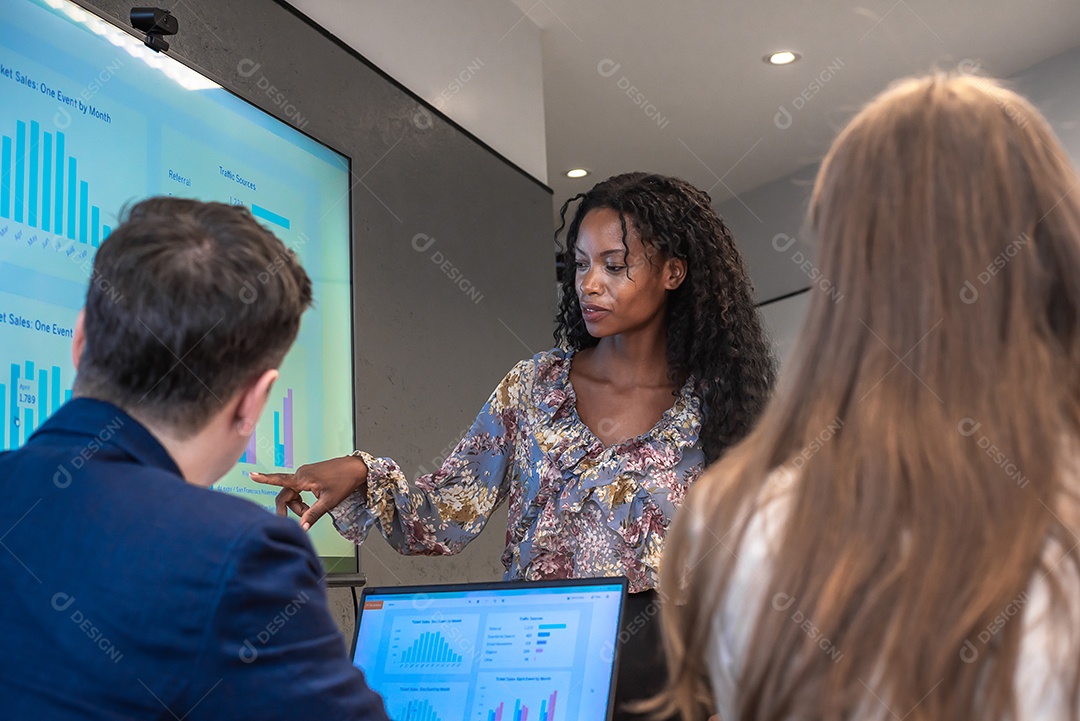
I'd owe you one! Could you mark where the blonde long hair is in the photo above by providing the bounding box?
[658,74,1080,721]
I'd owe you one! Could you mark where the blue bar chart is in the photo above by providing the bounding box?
[474,674,569,721]
[486,690,561,716]
[480,612,579,668]
[251,203,291,230]
[401,631,463,665]
[0,118,112,247]
[385,615,478,674]
[380,682,468,721]
[395,698,442,721]
[484,692,558,721]
[239,388,294,468]
[1,360,72,451]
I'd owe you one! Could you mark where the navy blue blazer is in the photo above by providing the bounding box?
[0,398,388,720]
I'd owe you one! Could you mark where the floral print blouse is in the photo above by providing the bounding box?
[329,348,706,593]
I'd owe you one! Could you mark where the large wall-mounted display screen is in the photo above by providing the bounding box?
[0,0,356,569]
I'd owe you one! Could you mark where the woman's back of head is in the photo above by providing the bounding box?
[809,74,1080,404]
[659,74,1080,721]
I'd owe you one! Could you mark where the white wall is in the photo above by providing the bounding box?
[284,0,548,184]
[717,164,819,375]
[1012,45,1080,165]
[717,162,820,304]
[757,291,811,375]
[720,44,1080,375]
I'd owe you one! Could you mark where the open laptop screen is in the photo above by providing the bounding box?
[352,577,628,721]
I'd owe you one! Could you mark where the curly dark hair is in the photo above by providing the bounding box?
[554,172,776,463]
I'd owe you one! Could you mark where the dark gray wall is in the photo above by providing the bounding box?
[79,0,555,596]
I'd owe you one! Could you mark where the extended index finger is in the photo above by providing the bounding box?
[250,471,298,489]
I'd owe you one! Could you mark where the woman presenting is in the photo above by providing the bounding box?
[254,171,775,717]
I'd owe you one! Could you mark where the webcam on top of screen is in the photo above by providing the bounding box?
[130,7,178,53]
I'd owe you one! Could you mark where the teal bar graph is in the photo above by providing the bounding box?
[21,360,33,445]
[66,156,76,239]
[79,180,88,243]
[15,120,25,223]
[7,363,18,449]
[397,699,442,721]
[2,360,72,450]
[54,132,64,232]
[270,390,294,467]
[1,135,10,218]
[488,694,557,721]
[28,121,39,227]
[0,118,113,244]
[50,365,60,416]
[37,370,46,427]
[400,631,463,664]
[251,204,291,230]
[42,132,52,232]
[273,411,283,465]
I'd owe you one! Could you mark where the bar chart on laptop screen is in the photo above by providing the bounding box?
[480,612,579,667]
[382,682,469,721]
[386,614,479,673]
[354,585,623,721]
[473,673,570,721]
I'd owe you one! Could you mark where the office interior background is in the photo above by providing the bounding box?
[77,0,1080,636]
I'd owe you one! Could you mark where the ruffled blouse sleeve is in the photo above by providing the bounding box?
[328,360,529,556]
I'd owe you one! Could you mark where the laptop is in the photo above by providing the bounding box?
[351,577,628,721]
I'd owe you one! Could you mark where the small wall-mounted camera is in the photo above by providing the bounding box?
[130,7,178,53]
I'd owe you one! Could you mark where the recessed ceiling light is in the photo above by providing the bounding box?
[766,51,800,65]
[566,168,589,178]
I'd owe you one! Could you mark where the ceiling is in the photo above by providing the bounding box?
[508,0,1080,212]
